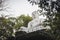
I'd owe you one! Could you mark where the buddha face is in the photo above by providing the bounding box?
[32,11,39,19]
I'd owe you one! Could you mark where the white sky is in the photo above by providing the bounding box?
[2,0,40,17]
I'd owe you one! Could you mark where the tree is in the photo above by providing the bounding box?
[0,0,8,11]
[15,30,54,40]
[14,14,32,31]
[0,15,15,40]
[0,0,14,40]
[28,0,60,40]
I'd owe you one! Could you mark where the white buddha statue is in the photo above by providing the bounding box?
[27,10,50,32]
[20,10,50,33]
[28,11,45,32]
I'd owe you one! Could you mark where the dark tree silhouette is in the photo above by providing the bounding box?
[15,30,55,40]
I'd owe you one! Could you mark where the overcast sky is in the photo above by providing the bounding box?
[2,0,40,17]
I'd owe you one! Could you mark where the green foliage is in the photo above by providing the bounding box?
[14,14,32,30]
[0,16,15,40]
[0,14,32,40]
